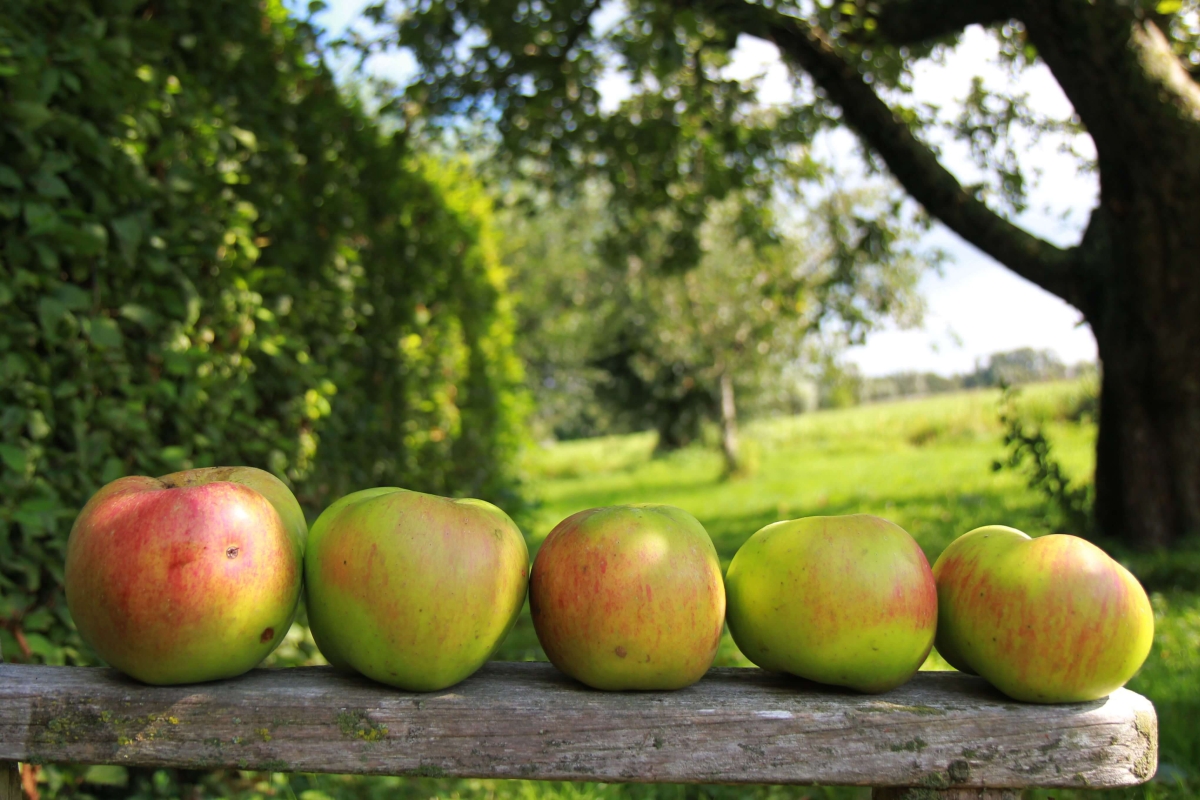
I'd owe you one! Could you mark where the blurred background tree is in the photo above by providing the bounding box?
[506,187,926,473]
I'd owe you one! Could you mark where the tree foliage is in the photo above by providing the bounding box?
[506,187,924,453]
[0,0,524,665]
[367,0,1200,548]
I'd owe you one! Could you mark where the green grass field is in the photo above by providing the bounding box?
[134,381,1200,800]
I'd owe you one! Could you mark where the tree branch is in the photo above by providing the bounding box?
[701,0,1087,310]
[873,0,1010,45]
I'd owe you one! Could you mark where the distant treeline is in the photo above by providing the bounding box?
[823,348,1097,409]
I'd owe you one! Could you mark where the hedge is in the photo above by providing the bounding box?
[0,0,525,665]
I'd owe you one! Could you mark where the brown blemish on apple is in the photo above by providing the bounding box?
[260,627,275,643]
[226,546,240,559]
[615,646,627,658]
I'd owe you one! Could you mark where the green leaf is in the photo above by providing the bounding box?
[1,353,27,380]
[23,202,60,236]
[0,444,26,473]
[20,607,54,632]
[107,36,131,58]
[26,410,51,440]
[1156,0,1183,12]
[82,767,128,788]
[0,631,19,662]
[34,242,60,270]
[23,633,61,662]
[110,213,144,262]
[101,457,125,484]
[36,296,69,333]
[42,152,73,174]
[164,351,192,376]
[178,274,201,327]
[74,222,109,255]
[39,68,61,102]
[10,102,52,129]
[120,303,160,328]
[160,445,189,465]
[86,317,123,349]
[231,127,258,150]
[56,284,91,310]
[32,173,71,199]
[0,166,22,189]
[0,283,12,307]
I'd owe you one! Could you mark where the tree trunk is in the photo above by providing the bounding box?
[719,368,740,475]
[1020,6,1200,548]
[1082,199,1200,549]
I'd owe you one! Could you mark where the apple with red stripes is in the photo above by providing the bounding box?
[932,526,1153,703]
[65,467,305,684]
[529,504,726,690]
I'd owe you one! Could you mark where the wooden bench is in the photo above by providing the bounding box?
[0,662,1157,800]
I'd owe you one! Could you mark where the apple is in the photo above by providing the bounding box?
[304,487,529,691]
[529,504,725,690]
[725,514,937,693]
[65,467,305,685]
[158,466,308,554]
[932,526,1154,703]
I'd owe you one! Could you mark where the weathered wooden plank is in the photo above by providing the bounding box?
[0,663,1155,788]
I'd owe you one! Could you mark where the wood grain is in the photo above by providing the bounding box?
[0,663,1156,788]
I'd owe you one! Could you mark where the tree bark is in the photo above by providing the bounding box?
[1080,195,1200,548]
[1021,3,1200,548]
[703,0,1200,547]
[718,367,740,475]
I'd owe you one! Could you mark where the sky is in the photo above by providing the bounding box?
[303,1,1100,378]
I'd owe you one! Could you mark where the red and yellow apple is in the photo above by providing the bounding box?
[932,525,1154,703]
[65,467,305,685]
[529,504,725,690]
[725,514,937,693]
[304,488,529,691]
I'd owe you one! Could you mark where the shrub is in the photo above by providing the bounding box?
[0,0,524,665]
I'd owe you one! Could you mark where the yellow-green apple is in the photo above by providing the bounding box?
[304,488,529,691]
[725,514,937,693]
[65,467,305,684]
[932,526,1154,703]
[529,504,725,690]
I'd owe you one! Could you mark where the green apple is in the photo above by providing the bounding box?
[65,467,305,684]
[529,504,725,690]
[933,526,1154,703]
[725,514,937,693]
[305,487,529,691]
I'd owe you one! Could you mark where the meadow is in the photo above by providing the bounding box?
[115,381,1200,800]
